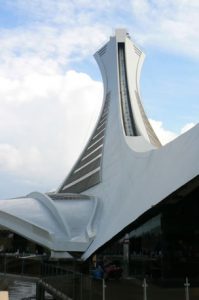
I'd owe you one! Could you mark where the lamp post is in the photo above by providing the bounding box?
[123,233,130,277]
[102,278,106,300]
[142,278,148,300]
[184,277,190,300]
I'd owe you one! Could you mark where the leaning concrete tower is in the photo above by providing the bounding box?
[58,29,161,195]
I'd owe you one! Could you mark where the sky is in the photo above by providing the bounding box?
[0,0,198,199]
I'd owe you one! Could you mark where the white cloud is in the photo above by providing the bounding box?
[2,0,199,61]
[0,144,22,171]
[130,0,199,59]
[6,0,126,25]
[0,2,108,197]
[0,25,108,68]
[149,119,177,145]
[149,119,196,145]
[0,62,103,194]
[180,122,195,134]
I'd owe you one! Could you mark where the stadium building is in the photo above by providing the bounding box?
[0,29,199,280]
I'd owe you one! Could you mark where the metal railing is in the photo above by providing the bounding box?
[0,254,199,300]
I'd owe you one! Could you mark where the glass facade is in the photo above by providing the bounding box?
[99,183,199,281]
